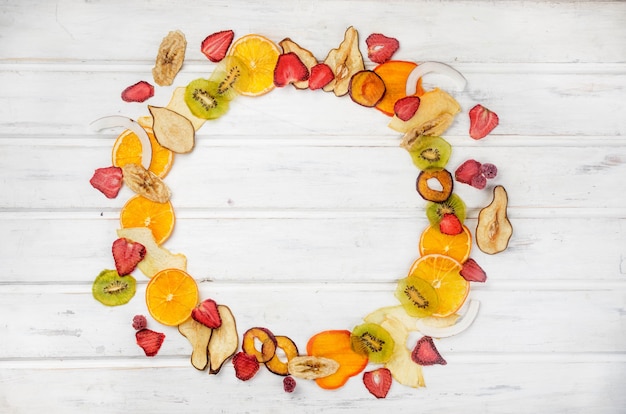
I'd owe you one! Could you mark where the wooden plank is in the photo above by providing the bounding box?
[1,140,624,210]
[0,215,625,283]
[0,69,624,137]
[1,1,625,64]
[0,285,624,358]
[0,361,624,413]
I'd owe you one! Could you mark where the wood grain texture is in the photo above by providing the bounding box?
[0,0,625,412]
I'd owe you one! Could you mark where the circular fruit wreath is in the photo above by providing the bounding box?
[89,27,512,398]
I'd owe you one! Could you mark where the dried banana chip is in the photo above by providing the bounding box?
[287,356,340,380]
[389,88,461,135]
[122,163,171,203]
[152,30,187,86]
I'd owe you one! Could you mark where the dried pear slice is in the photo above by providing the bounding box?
[322,26,365,97]
[121,163,171,203]
[208,305,239,374]
[279,38,318,89]
[178,317,213,370]
[288,355,340,380]
[476,185,513,254]
[116,227,187,278]
[152,30,187,86]
[148,105,195,153]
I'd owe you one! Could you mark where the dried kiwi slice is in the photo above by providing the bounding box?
[425,193,467,226]
[208,56,251,101]
[407,136,452,171]
[351,322,395,364]
[395,277,439,317]
[184,78,230,120]
[92,269,136,306]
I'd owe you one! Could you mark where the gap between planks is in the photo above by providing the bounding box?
[2,352,625,370]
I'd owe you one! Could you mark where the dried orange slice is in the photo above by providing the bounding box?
[418,224,472,263]
[407,254,468,317]
[228,34,280,96]
[120,195,175,245]
[112,127,174,178]
[145,268,199,326]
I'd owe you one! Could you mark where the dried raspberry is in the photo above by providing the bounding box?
[283,376,297,393]
[480,163,498,179]
[132,314,148,330]
[470,173,487,190]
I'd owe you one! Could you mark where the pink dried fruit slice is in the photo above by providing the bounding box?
[454,159,482,185]
[365,33,400,64]
[308,63,335,90]
[471,173,487,190]
[363,367,393,399]
[136,328,165,357]
[460,258,487,283]
[469,104,499,139]
[89,166,123,199]
[394,96,420,121]
[191,298,222,329]
[411,336,446,366]
[121,81,154,103]
[274,52,309,87]
[233,351,260,381]
[112,237,146,276]
[201,30,234,63]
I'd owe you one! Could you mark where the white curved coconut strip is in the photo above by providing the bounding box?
[405,61,467,96]
[90,116,152,170]
[415,300,480,338]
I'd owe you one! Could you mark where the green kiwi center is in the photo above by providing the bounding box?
[104,280,129,294]
[404,285,429,309]
[193,89,219,110]
[420,148,441,162]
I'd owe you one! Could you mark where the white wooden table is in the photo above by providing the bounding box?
[1,1,625,412]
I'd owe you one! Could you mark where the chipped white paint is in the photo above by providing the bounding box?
[0,1,625,412]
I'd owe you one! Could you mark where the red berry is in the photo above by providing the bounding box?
[191,299,222,329]
[135,329,165,357]
[283,376,297,393]
[411,336,447,366]
[121,81,154,103]
[200,30,234,63]
[439,213,463,235]
[308,63,334,90]
[273,52,309,88]
[89,166,123,199]
[469,104,499,139]
[363,368,392,399]
[132,314,147,331]
[112,238,146,276]
[365,33,400,64]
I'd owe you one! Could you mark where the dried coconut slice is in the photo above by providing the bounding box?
[116,227,187,278]
[405,61,467,95]
[121,163,171,203]
[90,116,152,170]
[148,105,195,153]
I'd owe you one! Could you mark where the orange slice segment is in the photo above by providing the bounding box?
[228,34,280,96]
[418,224,472,264]
[407,254,469,317]
[112,127,174,178]
[145,268,199,326]
[120,195,175,245]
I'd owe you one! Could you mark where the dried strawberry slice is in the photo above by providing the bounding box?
[411,336,447,366]
[365,33,399,64]
[439,213,463,235]
[191,298,222,329]
[460,258,487,282]
[454,159,482,185]
[89,166,123,199]
[233,351,260,381]
[362,368,392,399]
[393,96,420,121]
[274,52,309,87]
[112,238,146,276]
[308,63,334,90]
[469,104,499,139]
[136,328,165,357]
[121,81,154,103]
[200,30,235,63]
